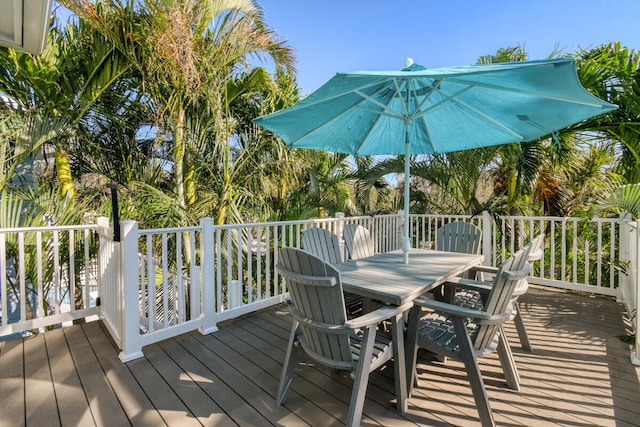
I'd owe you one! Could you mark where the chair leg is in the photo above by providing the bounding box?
[390,313,407,414]
[452,317,495,427]
[405,305,422,396]
[276,321,300,405]
[347,325,377,427]
[513,302,532,351]
[497,325,520,390]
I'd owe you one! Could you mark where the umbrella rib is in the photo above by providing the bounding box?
[406,79,440,153]
[446,77,611,108]
[286,81,404,147]
[353,81,407,154]
[413,84,475,118]
[417,115,437,153]
[449,97,526,139]
[411,82,526,139]
[263,76,397,117]
[411,79,443,119]
[354,90,404,119]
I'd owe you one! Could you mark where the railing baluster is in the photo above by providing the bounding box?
[550,221,556,281]
[561,219,566,282]
[597,221,603,288]
[572,220,578,284]
[18,233,26,321]
[36,232,43,317]
[0,234,6,327]
[147,234,155,333]
[69,230,76,312]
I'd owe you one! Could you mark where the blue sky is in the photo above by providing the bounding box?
[259,0,640,95]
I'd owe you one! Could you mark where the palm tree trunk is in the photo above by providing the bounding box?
[173,107,186,210]
[55,148,75,202]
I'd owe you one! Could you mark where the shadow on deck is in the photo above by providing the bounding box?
[1,285,639,426]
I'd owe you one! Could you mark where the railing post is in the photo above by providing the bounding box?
[482,210,492,266]
[96,216,110,321]
[119,220,143,362]
[336,212,345,262]
[633,219,640,365]
[397,210,404,254]
[199,217,218,334]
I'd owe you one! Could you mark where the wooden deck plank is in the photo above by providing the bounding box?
[1,286,639,427]
[45,327,95,427]
[23,333,60,426]
[143,339,239,426]
[0,336,25,427]
[62,324,129,427]
[126,345,202,427]
[176,332,309,426]
[80,321,166,427]
[232,309,426,427]
[202,322,346,426]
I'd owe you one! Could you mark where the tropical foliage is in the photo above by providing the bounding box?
[2,3,640,322]
[0,5,639,228]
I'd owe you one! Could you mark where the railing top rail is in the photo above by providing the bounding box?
[590,217,631,223]
[138,225,202,235]
[409,213,475,219]
[0,224,102,233]
[496,215,586,222]
[211,217,343,230]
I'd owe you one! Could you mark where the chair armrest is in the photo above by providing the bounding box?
[468,265,499,275]
[414,296,500,322]
[345,302,412,329]
[443,277,493,294]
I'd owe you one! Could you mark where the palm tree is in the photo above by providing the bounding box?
[0,11,133,201]
[67,0,295,222]
[571,42,640,184]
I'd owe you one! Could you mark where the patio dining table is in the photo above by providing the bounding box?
[334,248,484,306]
[334,248,484,388]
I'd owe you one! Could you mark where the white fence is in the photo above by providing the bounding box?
[0,224,100,337]
[1,212,638,364]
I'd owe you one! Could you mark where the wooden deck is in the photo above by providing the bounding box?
[1,285,639,427]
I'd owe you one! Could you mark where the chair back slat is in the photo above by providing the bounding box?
[436,221,482,254]
[302,227,343,264]
[473,243,532,349]
[343,224,375,260]
[277,247,353,363]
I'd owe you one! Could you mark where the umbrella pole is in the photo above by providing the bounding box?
[403,121,411,264]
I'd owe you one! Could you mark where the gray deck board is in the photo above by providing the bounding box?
[1,285,639,427]
[45,327,94,426]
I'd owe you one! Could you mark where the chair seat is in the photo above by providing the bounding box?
[417,311,501,357]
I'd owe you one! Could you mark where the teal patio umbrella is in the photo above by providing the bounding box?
[253,58,617,263]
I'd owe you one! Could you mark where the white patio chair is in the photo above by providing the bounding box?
[301,227,362,317]
[343,223,374,260]
[436,221,482,254]
[301,227,344,264]
[407,242,533,427]
[434,221,483,301]
[276,247,409,427]
[453,234,544,351]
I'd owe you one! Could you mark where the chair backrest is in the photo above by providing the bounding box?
[343,224,375,260]
[276,247,354,365]
[473,242,533,350]
[436,221,482,254]
[528,234,544,264]
[301,227,343,264]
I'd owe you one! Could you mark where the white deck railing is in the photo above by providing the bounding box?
[1,212,638,364]
[0,224,100,337]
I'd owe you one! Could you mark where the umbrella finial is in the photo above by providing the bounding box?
[404,57,414,68]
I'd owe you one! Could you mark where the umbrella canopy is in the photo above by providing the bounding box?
[253,58,617,263]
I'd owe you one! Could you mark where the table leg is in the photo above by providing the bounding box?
[404,304,421,396]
